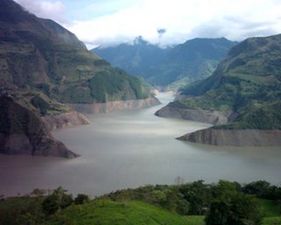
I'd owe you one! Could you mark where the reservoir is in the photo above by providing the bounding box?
[0,92,281,196]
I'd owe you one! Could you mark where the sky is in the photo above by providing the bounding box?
[15,0,281,49]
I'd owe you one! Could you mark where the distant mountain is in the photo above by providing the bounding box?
[156,34,281,146]
[93,37,237,87]
[94,37,166,81]
[0,0,155,157]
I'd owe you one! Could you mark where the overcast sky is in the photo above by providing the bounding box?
[15,0,281,48]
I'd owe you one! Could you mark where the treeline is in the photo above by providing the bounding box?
[0,187,89,225]
[106,180,281,225]
[0,180,280,225]
[107,180,281,210]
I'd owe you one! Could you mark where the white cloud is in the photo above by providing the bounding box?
[15,0,65,23]
[14,0,281,48]
[67,0,281,48]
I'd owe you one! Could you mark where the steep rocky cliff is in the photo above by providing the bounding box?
[42,111,90,131]
[178,128,281,146]
[0,96,77,158]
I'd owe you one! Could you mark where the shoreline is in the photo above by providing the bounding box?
[69,96,161,114]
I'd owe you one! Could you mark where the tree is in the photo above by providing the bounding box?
[206,192,261,225]
[30,188,46,197]
[42,187,73,215]
[179,180,211,215]
[74,194,90,205]
[61,193,73,209]
[205,200,229,225]
[212,180,242,201]
[42,194,60,215]
[243,181,271,198]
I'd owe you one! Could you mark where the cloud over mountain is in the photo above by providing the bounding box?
[14,0,281,48]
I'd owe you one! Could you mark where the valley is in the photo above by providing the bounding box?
[0,0,281,224]
[1,92,281,197]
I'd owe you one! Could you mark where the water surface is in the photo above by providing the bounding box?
[0,92,281,196]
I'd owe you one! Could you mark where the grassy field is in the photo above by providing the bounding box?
[47,198,281,225]
[185,216,205,225]
[258,199,281,217]
[262,217,281,225]
[48,200,190,225]
[258,199,281,225]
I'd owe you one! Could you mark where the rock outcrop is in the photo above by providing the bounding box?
[42,111,90,131]
[178,128,281,146]
[0,96,78,158]
[70,96,160,114]
[155,103,229,125]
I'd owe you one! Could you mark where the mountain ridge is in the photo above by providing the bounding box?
[93,37,237,87]
[156,33,281,146]
[0,0,152,103]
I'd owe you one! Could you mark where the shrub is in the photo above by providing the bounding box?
[74,194,90,205]
[42,187,73,216]
[206,190,262,225]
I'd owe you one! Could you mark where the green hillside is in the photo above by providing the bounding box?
[1,197,279,225]
[49,200,191,225]
[1,180,280,225]
[0,0,151,104]
[176,34,281,129]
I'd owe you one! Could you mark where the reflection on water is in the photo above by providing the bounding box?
[0,92,281,196]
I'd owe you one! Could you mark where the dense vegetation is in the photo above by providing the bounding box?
[94,37,236,87]
[89,68,150,102]
[1,180,280,225]
[174,34,281,129]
